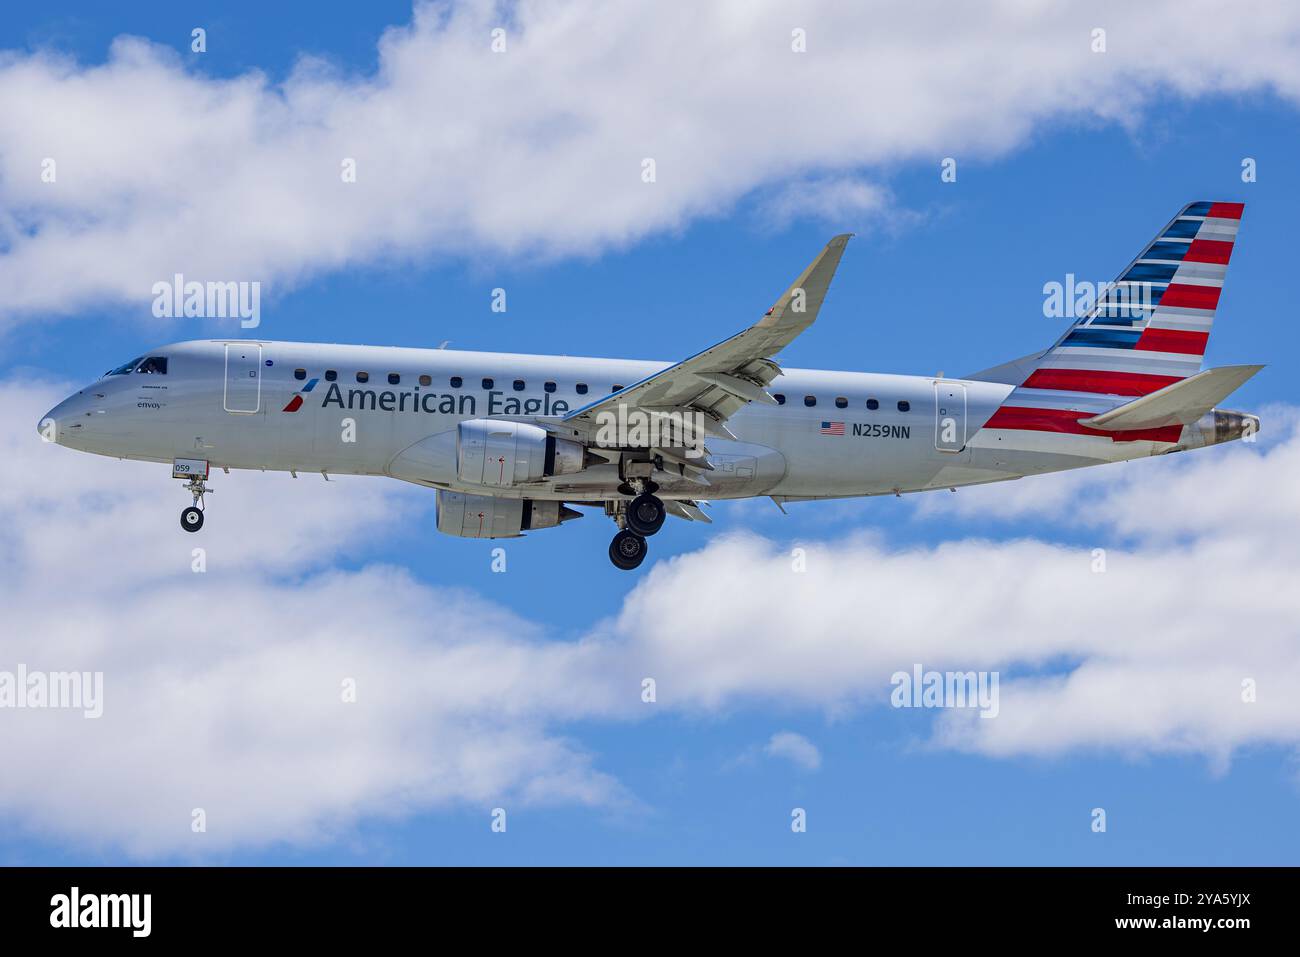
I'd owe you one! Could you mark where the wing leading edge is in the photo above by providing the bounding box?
[561,233,853,441]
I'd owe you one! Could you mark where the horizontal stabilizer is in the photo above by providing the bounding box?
[1078,364,1263,431]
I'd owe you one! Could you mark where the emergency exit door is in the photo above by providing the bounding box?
[934,381,967,452]
[224,344,262,413]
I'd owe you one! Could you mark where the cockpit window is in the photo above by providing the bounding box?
[107,356,143,376]
[135,356,168,375]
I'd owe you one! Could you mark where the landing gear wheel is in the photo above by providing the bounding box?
[180,506,205,533]
[625,493,666,537]
[180,474,212,532]
[609,529,648,570]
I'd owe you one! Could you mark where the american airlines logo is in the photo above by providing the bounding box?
[282,377,319,412]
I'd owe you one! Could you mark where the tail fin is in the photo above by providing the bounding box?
[1024,201,1244,397]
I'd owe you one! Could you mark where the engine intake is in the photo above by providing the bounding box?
[436,491,583,539]
[457,419,588,488]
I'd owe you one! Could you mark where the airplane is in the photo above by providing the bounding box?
[39,201,1261,570]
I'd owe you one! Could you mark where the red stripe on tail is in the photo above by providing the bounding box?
[1159,284,1221,310]
[1206,202,1244,220]
[1183,239,1234,265]
[984,406,1183,443]
[1021,369,1181,396]
[1133,328,1209,355]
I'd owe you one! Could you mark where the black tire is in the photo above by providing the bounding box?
[180,506,205,532]
[625,493,666,537]
[608,529,648,570]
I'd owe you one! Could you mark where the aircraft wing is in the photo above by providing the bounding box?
[561,233,852,442]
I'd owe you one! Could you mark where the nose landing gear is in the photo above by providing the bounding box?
[180,505,204,532]
[179,475,211,533]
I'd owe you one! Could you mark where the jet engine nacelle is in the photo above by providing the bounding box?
[436,491,582,538]
[1167,408,1262,453]
[457,419,587,487]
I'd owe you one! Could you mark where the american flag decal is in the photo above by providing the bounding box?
[820,421,845,435]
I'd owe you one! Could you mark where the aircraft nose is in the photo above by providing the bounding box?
[38,396,79,446]
[38,408,63,445]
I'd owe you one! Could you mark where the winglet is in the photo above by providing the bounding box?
[760,233,853,328]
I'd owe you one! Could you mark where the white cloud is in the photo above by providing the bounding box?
[3,0,1300,325]
[610,418,1300,764]
[764,731,822,771]
[914,403,1300,544]
[6,378,1300,858]
[2,380,638,857]
[755,176,897,230]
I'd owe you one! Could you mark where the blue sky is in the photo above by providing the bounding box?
[2,2,1299,865]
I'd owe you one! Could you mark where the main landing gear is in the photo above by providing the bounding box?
[606,487,666,570]
[626,493,666,537]
[609,529,648,570]
[180,475,211,533]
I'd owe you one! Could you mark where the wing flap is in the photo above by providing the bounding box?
[664,500,712,523]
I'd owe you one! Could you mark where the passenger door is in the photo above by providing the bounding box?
[224,344,262,413]
[934,381,967,453]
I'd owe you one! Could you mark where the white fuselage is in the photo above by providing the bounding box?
[42,339,1195,505]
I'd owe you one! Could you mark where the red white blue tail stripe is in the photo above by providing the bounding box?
[986,201,1242,443]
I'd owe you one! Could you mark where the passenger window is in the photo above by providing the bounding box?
[898,400,910,412]
[866,398,879,410]
[419,374,432,387]
[388,373,400,385]
[804,395,817,407]
[356,372,369,383]
[482,377,494,389]
[576,383,589,395]
[135,357,168,374]
[544,381,556,393]
[513,379,525,391]
[325,370,337,382]
[835,396,847,409]
[774,393,786,405]
[294,368,307,381]
[450,376,463,388]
